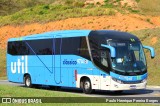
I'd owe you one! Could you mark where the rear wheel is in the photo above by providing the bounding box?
[24,75,33,88]
[82,78,93,94]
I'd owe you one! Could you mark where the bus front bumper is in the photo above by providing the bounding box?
[109,78,147,91]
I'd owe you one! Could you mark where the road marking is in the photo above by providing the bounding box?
[154,93,160,96]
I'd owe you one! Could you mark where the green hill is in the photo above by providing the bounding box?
[1,0,160,26]
[0,0,56,16]
[131,28,160,85]
[138,0,160,16]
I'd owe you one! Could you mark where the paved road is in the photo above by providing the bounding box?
[0,80,160,97]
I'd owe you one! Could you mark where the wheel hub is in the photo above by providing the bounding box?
[26,78,30,86]
[84,81,90,90]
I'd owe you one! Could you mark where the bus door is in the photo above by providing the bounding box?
[53,35,62,84]
[99,49,111,90]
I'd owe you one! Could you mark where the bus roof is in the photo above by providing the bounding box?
[90,30,140,42]
[8,30,139,42]
[8,30,91,41]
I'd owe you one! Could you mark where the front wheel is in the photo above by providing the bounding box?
[82,78,93,94]
[24,75,33,88]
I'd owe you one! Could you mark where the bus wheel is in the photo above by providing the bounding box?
[82,78,92,94]
[24,75,32,88]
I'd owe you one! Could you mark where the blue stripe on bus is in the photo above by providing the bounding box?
[110,72,147,81]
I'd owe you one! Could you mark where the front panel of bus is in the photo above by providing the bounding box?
[88,31,150,90]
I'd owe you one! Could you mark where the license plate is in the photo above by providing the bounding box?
[130,85,136,89]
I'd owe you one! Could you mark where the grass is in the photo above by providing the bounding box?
[0,49,6,77]
[0,5,116,26]
[0,85,155,106]
[0,0,57,16]
[138,0,160,16]
[0,104,150,106]
[131,28,160,85]
[0,85,81,97]
[0,76,7,80]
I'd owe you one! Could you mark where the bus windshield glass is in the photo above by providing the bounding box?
[109,41,147,74]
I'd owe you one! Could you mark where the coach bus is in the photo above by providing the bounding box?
[7,30,155,94]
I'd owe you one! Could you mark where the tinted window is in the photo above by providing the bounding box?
[26,39,53,55]
[61,37,80,55]
[7,37,90,60]
[8,39,53,55]
[7,41,30,55]
[79,37,90,60]
[89,35,111,73]
[61,37,90,60]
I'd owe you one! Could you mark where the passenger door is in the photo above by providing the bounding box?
[99,50,111,90]
[53,35,62,84]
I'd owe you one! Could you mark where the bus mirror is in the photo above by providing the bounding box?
[101,44,116,58]
[143,45,155,59]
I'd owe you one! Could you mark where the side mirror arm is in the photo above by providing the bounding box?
[101,44,116,58]
[143,45,155,59]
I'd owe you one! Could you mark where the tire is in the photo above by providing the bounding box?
[24,75,33,88]
[82,78,93,94]
[113,90,123,94]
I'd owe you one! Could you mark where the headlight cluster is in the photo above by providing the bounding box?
[112,77,124,84]
[141,78,147,83]
[112,77,147,84]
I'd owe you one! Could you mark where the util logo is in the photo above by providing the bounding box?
[11,56,28,74]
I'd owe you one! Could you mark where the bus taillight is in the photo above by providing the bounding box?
[74,70,77,81]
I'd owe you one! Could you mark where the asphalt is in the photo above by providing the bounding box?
[0,80,160,97]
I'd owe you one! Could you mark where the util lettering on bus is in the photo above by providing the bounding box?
[11,56,28,74]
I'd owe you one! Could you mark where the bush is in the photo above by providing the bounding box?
[43,5,50,10]
[73,1,84,7]
[135,0,140,3]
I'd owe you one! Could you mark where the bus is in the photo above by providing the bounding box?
[7,30,155,94]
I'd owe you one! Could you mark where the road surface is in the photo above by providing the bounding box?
[0,80,160,97]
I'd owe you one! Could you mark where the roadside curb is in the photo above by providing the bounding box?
[147,86,160,89]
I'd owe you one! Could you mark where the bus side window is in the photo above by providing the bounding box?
[8,42,17,55]
[7,41,30,55]
[26,39,53,55]
[61,37,80,55]
[89,37,110,73]
[79,37,90,60]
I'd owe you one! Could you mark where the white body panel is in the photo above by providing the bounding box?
[76,74,147,91]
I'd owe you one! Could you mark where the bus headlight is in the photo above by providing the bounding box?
[141,78,147,83]
[112,77,123,84]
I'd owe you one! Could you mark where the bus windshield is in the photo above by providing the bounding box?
[109,41,147,75]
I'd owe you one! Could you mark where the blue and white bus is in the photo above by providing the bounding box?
[7,30,155,94]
